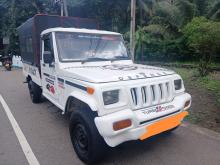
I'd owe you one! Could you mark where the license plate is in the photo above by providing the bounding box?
[140,111,188,140]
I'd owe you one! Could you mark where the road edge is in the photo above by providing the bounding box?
[182,122,220,141]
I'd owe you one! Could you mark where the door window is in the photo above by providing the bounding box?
[43,35,55,63]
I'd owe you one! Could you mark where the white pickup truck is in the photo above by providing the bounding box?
[18,15,191,164]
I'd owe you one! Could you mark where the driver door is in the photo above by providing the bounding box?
[41,34,58,101]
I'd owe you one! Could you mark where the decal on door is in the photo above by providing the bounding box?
[58,78,65,89]
[45,78,54,85]
[46,84,55,94]
[43,73,56,94]
[43,73,55,80]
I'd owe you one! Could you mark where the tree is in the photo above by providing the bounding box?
[0,0,219,62]
[195,0,209,16]
[0,0,55,55]
[134,0,196,60]
[208,1,220,20]
[183,17,220,76]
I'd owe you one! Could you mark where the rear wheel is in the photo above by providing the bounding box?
[28,80,42,103]
[69,108,108,164]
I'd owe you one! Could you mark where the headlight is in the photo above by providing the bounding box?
[174,79,182,90]
[103,90,119,105]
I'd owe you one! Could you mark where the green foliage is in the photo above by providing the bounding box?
[0,0,219,67]
[174,67,220,107]
[134,0,198,61]
[0,0,57,55]
[183,17,220,76]
[208,1,220,20]
[195,0,209,16]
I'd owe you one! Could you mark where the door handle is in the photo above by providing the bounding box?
[42,63,46,67]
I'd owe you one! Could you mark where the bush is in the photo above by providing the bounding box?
[183,17,220,76]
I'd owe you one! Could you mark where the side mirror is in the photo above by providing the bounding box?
[43,51,54,64]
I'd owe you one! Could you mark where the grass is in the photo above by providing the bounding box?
[170,61,220,68]
[185,114,199,124]
[172,68,195,80]
[173,67,220,107]
[198,75,220,106]
[143,61,220,68]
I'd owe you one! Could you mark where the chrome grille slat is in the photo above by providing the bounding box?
[130,81,173,109]
[161,83,167,102]
[150,85,155,102]
[166,82,170,99]
[154,84,161,104]
[136,88,143,106]
[130,88,137,105]
[141,87,147,104]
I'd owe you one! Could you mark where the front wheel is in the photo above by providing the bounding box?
[28,80,42,103]
[69,108,108,164]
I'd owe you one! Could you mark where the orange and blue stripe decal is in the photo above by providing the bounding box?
[65,80,87,91]
[44,73,87,92]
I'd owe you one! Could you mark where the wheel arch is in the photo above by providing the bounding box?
[65,93,98,114]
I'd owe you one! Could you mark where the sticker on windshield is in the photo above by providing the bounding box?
[101,36,120,41]
[78,35,100,39]
[77,34,120,41]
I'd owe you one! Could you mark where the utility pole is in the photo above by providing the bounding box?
[130,0,136,62]
[58,0,68,16]
[63,0,68,16]
[60,0,64,16]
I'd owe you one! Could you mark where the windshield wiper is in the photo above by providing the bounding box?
[81,57,109,64]
[110,56,130,62]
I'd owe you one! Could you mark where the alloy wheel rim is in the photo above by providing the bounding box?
[73,124,89,155]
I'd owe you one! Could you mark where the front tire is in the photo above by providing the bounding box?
[28,80,42,103]
[69,108,108,164]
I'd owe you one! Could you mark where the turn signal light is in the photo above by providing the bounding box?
[113,119,132,131]
[87,87,95,95]
[184,100,190,110]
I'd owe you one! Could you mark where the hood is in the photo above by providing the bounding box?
[62,64,176,83]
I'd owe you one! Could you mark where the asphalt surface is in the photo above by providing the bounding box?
[1,68,220,165]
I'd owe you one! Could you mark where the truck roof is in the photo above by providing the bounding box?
[41,27,121,36]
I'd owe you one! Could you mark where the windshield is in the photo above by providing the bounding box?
[55,32,130,62]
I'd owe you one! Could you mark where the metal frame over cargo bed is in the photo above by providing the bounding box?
[17,14,99,71]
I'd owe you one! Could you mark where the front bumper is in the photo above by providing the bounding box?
[95,93,191,147]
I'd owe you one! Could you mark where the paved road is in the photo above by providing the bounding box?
[1,68,220,165]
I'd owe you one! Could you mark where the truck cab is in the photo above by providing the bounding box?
[18,15,191,164]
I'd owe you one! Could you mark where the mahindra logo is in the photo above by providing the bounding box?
[142,105,175,115]
[156,106,164,112]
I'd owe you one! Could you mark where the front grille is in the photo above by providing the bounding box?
[130,81,173,109]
